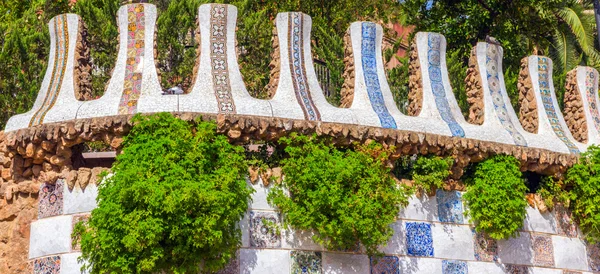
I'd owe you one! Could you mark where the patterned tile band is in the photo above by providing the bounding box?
[288,13,321,121]
[485,44,527,146]
[118,4,145,115]
[537,57,580,153]
[427,33,465,137]
[30,15,69,126]
[585,68,600,133]
[360,23,397,129]
[210,4,236,114]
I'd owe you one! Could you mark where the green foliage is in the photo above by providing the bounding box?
[72,113,252,274]
[565,145,600,243]
[463,155,528,240]
[267,134,412,256]
[536,176,573,210]
[399,0,600,110]
[411,155,453,193]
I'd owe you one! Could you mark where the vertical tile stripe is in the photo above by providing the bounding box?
[585,68,600,133]
[360,22,397,129]
[485,44,527,146]
[537,57,579,153]
[288,13,321,121]
[426,33,465,137]
[210,4,236,114]
[30,15,69,126]
[118,4,145,114]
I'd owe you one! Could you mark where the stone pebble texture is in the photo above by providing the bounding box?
[1,1,600,273]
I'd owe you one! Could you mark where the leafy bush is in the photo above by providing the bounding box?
[536,176,572,210]
[72,113,252,274]
[566,145,600,243]
[267,134,412,256]
[463,155,528,239]
[411,155,453,193]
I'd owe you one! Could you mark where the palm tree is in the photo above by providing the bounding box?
[547,0,600,76]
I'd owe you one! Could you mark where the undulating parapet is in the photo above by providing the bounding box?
[5,14,84,132]
[268,12,356,124]
[77,3,176,119]
[179,4,272,116]
[520,56,586,154]
[411,33,521,145]
[341,23,448,135]
[467,42,573,153]
[564,66,600,144]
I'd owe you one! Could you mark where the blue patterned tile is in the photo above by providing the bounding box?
[405,222,434,257]
[426,33,465,137]
[370,256,399,274]
[360,22,396,129]
[442,260,467,274]
[436,190,464,224]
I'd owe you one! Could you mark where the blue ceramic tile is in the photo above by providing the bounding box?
[405,222,434,257]
[442,260,467,274]
[436,190,464,224]
[291,251,322,274]
[370,256,399,274]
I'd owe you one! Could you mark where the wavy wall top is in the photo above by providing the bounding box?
[5,3,600,163]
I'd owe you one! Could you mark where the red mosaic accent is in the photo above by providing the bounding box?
[118,4,145,114]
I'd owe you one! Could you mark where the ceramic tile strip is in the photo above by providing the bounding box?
[427,33,465,137]
[210,4,236,114]
[288,12,321,121]
[360,22,396,129]
[584,67,600,133]
[485,43,527,146]
[30,15,69,127]
[118,4,145,114]
[537,57,579,153]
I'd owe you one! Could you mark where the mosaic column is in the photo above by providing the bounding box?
[5,14,84,132]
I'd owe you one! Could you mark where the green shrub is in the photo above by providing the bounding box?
[536,176,572,210]
[566,145,600,243]
[463,155,528,239]
[411,155,453,193]
[72,113,252,274]
[267,134,412,256]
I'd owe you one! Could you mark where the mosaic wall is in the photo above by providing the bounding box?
[537,57,580,153]
[484,44,527,146]
[29,183,598,274]
[210,4,236,114]
[29,14,69,127]
[360,22,396,129]
[287,12,321,121]
[584,67,600,133]
[118,4,145,114]
[426,33,465,137]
